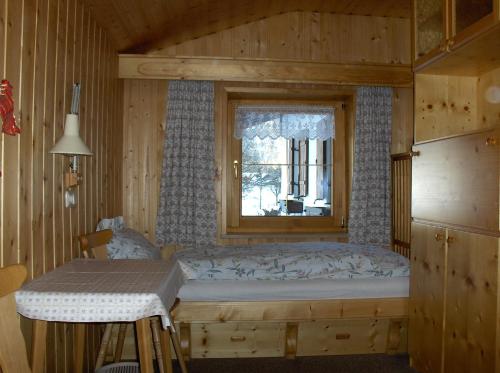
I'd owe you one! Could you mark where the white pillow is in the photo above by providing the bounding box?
[106,228,161,260]
[95,217,160,259]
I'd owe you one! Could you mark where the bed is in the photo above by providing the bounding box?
[81,221,409,361]
[171,242,409,359]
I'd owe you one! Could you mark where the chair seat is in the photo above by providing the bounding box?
[95,362,140,373]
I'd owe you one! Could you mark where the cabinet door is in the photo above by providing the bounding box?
[412,128,500,233]
[414,0,449,66]
[409,222,447,373]
[451,0,496,49]
[444,230,498,373]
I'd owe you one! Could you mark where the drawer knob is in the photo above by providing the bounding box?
[230,336,246,342]
[335,333,351,340]
[485,137,497,146]
[446,236,455,244]
[434,233,443,241]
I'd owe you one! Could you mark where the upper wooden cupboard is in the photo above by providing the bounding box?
[414,0,500,73]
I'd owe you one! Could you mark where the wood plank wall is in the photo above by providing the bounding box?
[122,81,413,245]
[151,12,411,67]
[0,0,123,371]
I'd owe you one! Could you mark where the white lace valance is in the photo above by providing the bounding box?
[234,105,335,140]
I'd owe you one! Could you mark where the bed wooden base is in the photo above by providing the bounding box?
[114,297,408,361]
[171,298,409,359]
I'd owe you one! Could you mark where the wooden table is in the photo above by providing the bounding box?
[15,259,186,373]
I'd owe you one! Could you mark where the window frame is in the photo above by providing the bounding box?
[225,97,349,234]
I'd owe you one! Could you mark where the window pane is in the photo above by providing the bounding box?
[241,137,332,217]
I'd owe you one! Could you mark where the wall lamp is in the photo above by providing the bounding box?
[49,84,92,207]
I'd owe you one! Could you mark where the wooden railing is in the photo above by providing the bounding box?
[391,153,412,258]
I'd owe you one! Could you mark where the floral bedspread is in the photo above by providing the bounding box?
[175,242,409,281]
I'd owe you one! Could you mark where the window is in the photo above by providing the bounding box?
[225,97,350,234]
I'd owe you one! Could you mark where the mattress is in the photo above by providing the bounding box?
[175,241,410,281]
[177,276,409,301]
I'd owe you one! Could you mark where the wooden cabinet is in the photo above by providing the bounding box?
[412,129,500,233]
[414,0,500,73]
[409,223,499,373]
[409,223,447,373]
[443,230,498,373]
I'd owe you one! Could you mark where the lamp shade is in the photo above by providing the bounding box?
[49,114,92,155]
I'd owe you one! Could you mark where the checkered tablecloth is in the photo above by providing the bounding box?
[15,259,185,328]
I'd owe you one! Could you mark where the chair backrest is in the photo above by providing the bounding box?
[78,229,113,260]
[0,264,31,373]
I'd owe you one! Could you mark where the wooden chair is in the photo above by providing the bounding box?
[79,230,133,369]
[0,264,31,373]
[78,230,180,373]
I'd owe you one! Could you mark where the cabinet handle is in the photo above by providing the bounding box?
[434,233,444,241]
[485,137,497,146]
[446,236,455,244]
[409,150,420,157]
[336,333,351,340]
[230,336,246,342]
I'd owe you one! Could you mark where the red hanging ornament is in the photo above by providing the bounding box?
[0,79,21,136]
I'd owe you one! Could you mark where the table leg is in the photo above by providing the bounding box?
[169,325,188,373]
[31,320,47,373]
[114,323,128,363]
[159,325,173,373]
[136,318,154,373]
[74,323,85,373]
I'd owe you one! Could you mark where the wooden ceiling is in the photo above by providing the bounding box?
[83,0,412,53]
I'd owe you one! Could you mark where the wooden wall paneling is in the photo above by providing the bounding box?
[79,6,89,237]
[392,87,414,154]
[0,0,123,371]
[89,19,96,233]
[154,12,411,67]
[43,0,58,371]
[54,0,68,368]
[122,79,167,240]
[443,230,498,373]
[409,222,447,373]
[19,0,36,278]
[3,0,22,269]
[63,1,76,369]
[0,0,4,269]
[32,0,48,279]
[70,0,82,261]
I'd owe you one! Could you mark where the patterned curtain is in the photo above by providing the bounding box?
[348,87,392,247]
[155,80,216,248]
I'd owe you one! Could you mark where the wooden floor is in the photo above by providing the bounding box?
[171,354,417,373]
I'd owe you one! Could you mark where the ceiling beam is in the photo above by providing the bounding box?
[119,55,413,87]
